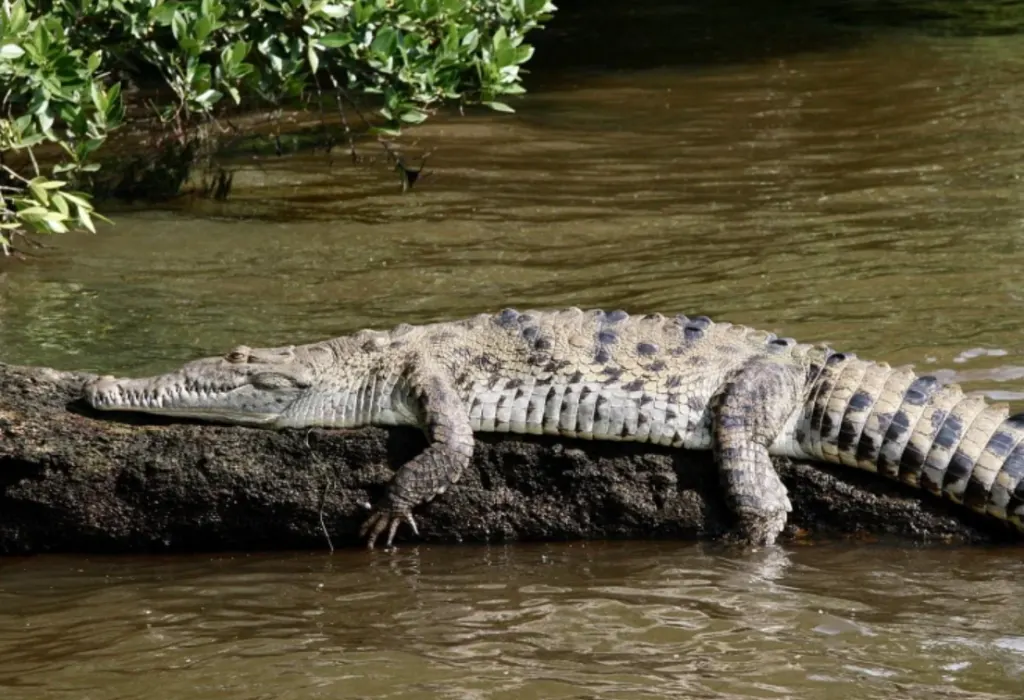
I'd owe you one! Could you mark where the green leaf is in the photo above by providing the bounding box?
[87,50,102,72]
[370,27,398,56]
[195,89,222,107]
[461,28,479,49]
[44,217,69,234]
[307,41,319,73]
[28,179,49,205]
[61,191,92,209]
[51,192,70,217]
[78,206,95,233]
[399,108,427,124]
[319,3,349,17]
[0,44,25,60]
[484,101,515,113]
[319,32,353,48]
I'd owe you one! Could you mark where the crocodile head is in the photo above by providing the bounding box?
[85,343,325,426]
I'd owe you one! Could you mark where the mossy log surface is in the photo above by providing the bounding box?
[0,363,1011,554]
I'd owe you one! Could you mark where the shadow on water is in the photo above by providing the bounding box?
[530,0,1024,80]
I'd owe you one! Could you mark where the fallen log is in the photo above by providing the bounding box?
[0,362,1011,554]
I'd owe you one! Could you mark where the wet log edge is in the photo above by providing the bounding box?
[0,363,1016,554]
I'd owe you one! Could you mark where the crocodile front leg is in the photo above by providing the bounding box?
[714,360,804,545]
[360,363,474,549]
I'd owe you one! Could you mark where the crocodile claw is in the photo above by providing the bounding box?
[359,500,420,549]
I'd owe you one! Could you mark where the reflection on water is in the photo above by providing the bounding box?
[3,0,1024,697]
[1,543,1023,699]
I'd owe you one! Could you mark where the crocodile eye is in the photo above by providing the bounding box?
[226,346,251,363]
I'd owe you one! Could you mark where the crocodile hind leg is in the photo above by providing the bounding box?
[713,360,804,545]
[360,365,475,549]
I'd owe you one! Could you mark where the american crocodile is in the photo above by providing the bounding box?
[84,308,1024,548]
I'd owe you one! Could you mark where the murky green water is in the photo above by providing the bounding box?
[3,1,1024,697]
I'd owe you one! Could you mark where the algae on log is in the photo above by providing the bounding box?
[0,362,1009,554]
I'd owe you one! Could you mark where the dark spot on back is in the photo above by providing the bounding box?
[826,352,847,366]
[683,324,705,341]
[854,432,879,463]
[534,337,552,351]
[601,366,623,380]
[666,375,683,388]
[605,309,628,323]
[1006,413,1024,429]
[848,391,874,413]
[1013,477,1024,505]
[580,385,593,398]
[930,409,947,431]
[920,470,942,494]
[518,314,535,325]
[899,443,927,476]
[1003,445,1024,480]
[569,370,584,383]
[495,308,519,327]
[595,348,612,364]
[648,360,666,372]
[885,410,911,438]
[544,359,571,373]
[795,425,808,444]
[507,378,523,389]
[521,326,539,342]
[903,376,939,406]
[984,430,1017,458]
[687,395,705,412]
[641,394,654,405]
[837,417,861,452]
[637,342,658,356]
[623,379,644,392]
[687,355,707,367]
[769,337,796,349]
[963,478,992,511]
[642,313,664,322]
[597,329,618,345]
[821,412,835,438]
[933,415,963,450]
[389,339,405,349]
[943,451,976,485]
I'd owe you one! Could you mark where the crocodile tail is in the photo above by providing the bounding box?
[801,355,1024,529]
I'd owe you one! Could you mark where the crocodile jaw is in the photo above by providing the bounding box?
[85,356,314,426]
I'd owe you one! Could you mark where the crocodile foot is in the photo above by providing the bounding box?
[738,507,789,546]
[359,496,420,549]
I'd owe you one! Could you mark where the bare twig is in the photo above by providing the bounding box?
[324,70,360,164]
[318,476,335,553]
